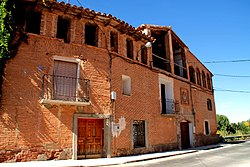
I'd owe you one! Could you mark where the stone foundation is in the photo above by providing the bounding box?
[0,148,72,163]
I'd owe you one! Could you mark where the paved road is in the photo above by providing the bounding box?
[110,141,250,167]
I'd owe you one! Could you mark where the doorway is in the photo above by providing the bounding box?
[77,118,104,159]
[180,122,190,149]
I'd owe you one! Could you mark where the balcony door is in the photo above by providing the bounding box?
[53,60,78,101]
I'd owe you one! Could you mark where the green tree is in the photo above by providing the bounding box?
[216,114,230,131]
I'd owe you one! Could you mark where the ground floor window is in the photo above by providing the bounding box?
[132,120,146,148]
[204,121,210,135]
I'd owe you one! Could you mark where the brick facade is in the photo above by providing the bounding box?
[0,0,218,162]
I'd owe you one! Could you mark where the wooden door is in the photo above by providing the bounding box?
[77,119,104,159]
[180,122,190,149]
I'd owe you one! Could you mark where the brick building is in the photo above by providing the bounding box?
[0,0,218,162]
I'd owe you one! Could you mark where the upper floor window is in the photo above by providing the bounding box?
[207,74,212,90]
[207,98,212,110]
[189,66,196,84]
[127,39,133,59]
[17,9,41,35]
[173,41,187,79]
[196,68,201,86]
[204,121,210,135]
[141,46,148,65]
[110,31,118,52]
[122,75,131,96]
[160,77,174,114]
[56,16,70,43]
[85,23,98,46]
[202,71,207,88]
[53,59,78,101]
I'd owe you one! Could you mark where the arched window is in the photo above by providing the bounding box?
[207,98,212,110]
[207,74,212,90]
[202,71,207,88]
[196,68,201,86]
[189,66,196,84]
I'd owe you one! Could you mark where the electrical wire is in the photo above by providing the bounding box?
[203,59,250,64]
[214,74,250,78]
[214,88,250,94]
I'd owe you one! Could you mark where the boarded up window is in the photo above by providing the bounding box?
[53,60,78,101]
[56,16,71,43]
[207,99,212,110]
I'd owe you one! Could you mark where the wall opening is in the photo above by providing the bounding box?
[204,121,210,135]
[189,66,196,84]
[172,40,187,78]
[126,39,133,59]
[110,31,118,52]
[141,45,147,65]
[56,16,70,43]
[85,23,98,46]
[207,99,212,110]
[151,31,171,72]
[16,9,41,35]
[202,71,207,88]
[207,74,212,90]
[196,68,201,86]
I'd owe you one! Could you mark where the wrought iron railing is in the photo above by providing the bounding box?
[161,98,180,114]
[41,74,90,103]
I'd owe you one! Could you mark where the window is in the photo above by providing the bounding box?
[196,69,201,86]
[204,121,210,135]
[56,16,70,43]
[127,39,133,59]
[17,9,41,34]
[151,30,171,72]
[207,74,212,90]
[85,23,98,46]
[122,75,131,96]
[160,78,174,114]
[110,31,118,52]
[202,71,207,88]
[53,60,78,101]
[141,46,147,65]
[133,120,146,148]
[173,40,187,78]
[207,99,212,110]
[189,66,196,84]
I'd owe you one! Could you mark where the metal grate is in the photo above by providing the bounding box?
[42,74,90,102]
[133,120,146,148]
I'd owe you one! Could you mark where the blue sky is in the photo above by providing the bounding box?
[60,0,250,123]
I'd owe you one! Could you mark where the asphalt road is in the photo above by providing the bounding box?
[110,141,250,167]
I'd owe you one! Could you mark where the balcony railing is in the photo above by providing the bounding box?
[41,74,90,106]
[161,99,180,114]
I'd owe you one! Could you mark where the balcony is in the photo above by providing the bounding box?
[40,74,90,106]
[161,99,180,115]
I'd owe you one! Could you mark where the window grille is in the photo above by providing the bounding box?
[133,120,146,148]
